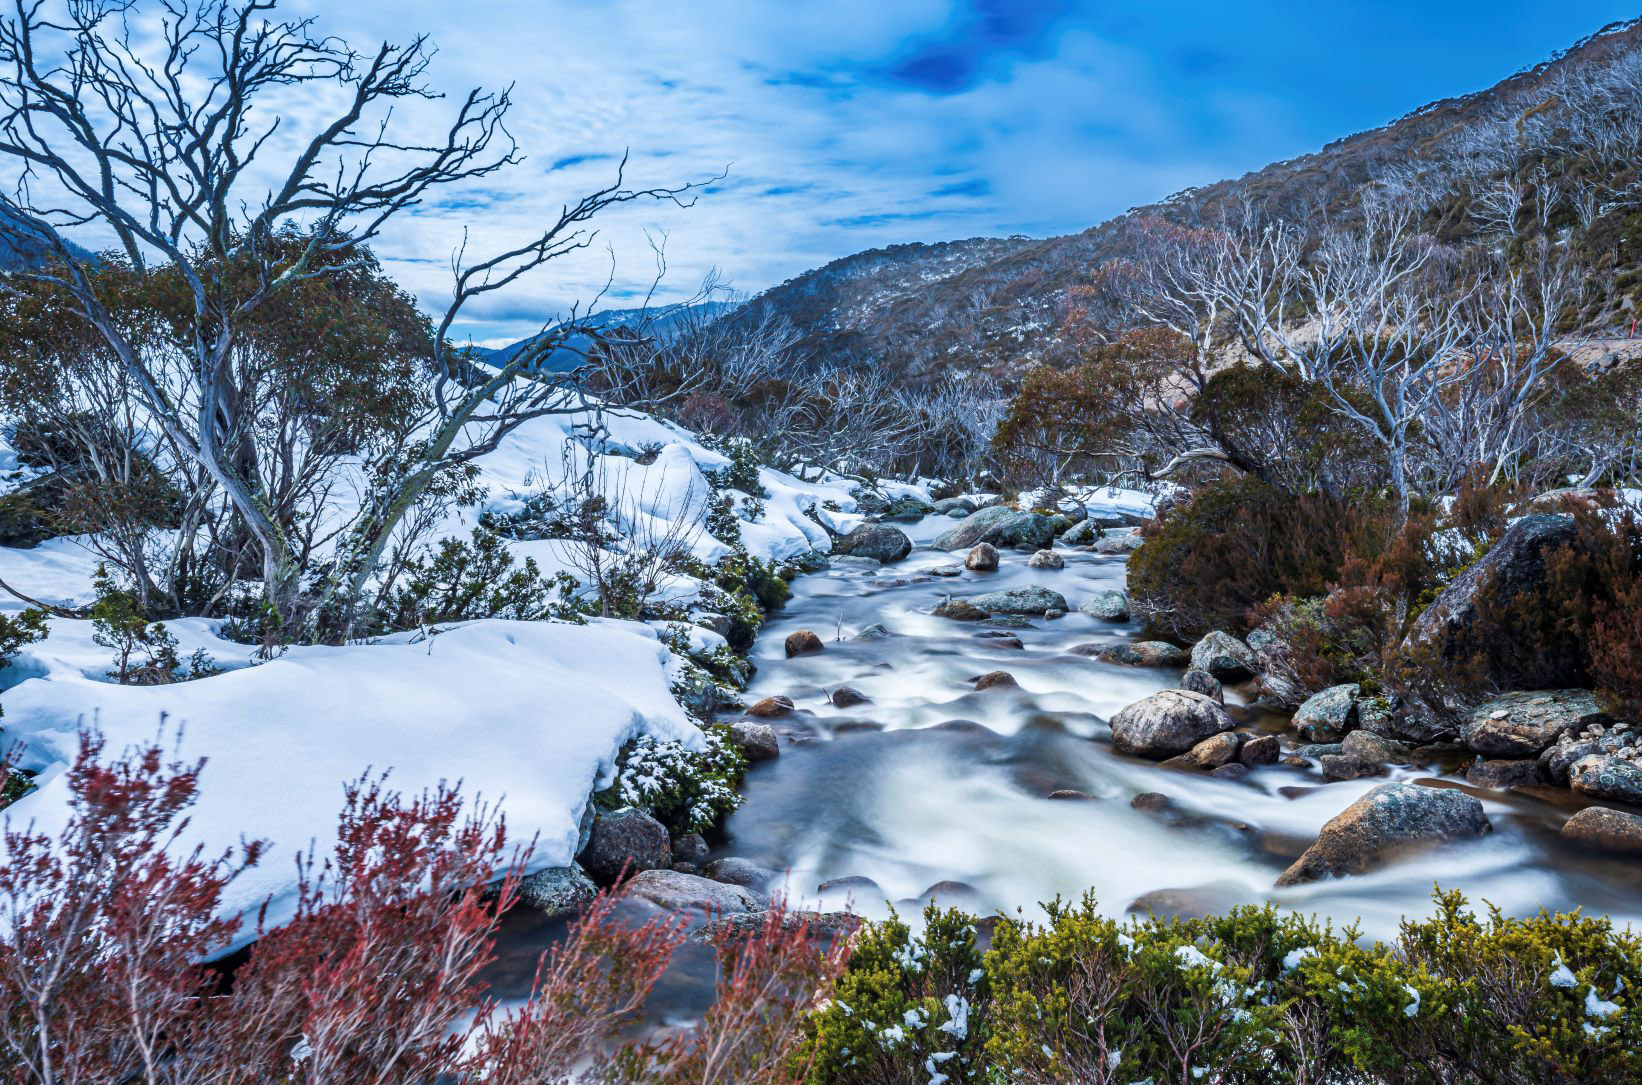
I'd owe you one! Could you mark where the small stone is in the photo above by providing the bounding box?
[976,632,1023,649]
[784,630,824,657]
[933,597,987,621]
[1211,763,1251,781]
[622,869,761,914]
[579,808,671,885]
[1189,631,1260,682]
[1341,729,1410,766]
[1047,789,1096,800]
[1570,754,1642,804]
[745,696,794,719]
[1185,731,1243,768]
[1027,549,1063,570]
[853,623,894,640]
[929,565,964,577]
[702,857,778,890]
[1180,669,1224,702]
[973,670,1019,691]
[1088,641,1190,668]
[729,720,780,761]
[1465,757,1545,790]
[1130,792,1172,812]
[1293,684,1361,744]
[830,686,870,707]
[1079,590,1130,622]
[516,865,597,917]
[1320,753,1384,781]
[964,542,1000,571]
[672,832,710,866]
[1044,608,1065,619]
[1239,734,1281,766]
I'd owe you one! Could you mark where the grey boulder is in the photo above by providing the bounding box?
[1110,689,1235,759]
[1276,783,1491,886]
[1190,631,1260,682]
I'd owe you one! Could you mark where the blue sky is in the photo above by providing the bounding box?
[289,0,1638,345]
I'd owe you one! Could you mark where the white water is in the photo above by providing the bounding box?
[711,515,1642,939]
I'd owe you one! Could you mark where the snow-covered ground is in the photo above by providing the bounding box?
[0,407,914,940]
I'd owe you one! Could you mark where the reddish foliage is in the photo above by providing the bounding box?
[0,731,849,1085]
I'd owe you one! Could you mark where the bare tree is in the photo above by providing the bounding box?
[0,0,711,638]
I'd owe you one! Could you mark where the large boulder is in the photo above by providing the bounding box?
[832,523,913,563]
[1079,590,1130,621]
[1060,520,1100,546]
[1562,807,1642,853]
[931,496,977,516]
[1109,689,1236,759]
[1569,755,1642,804]
[1086,641,1190,668]
[931,505,1019,550]
[1275,783,1491,886]
[621,869,761,914]
[1462,690,1607,758]
[969,586,1069,615]
[1402,514,1579,687]
[516,864,597,917]
[985,511,1060,551]
[1292,684,1361,743]
[579,807,672,885]
[1190,631,1260,682]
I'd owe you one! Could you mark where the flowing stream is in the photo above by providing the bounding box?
[487,513,1642,1017]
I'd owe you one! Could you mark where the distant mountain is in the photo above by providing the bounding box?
[745,18,1642,383]
[478,300,737,372]
[0,208,98,272]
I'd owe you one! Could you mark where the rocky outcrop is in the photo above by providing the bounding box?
[622,869,761,913]
[1110,689,1235,759]
[1190,631,1259,682]
[1292,684,1361,743]
[1561,807,1642,853]
[516,864,597,917]
[1079,590,1129,621]
[832,523,913,563]
[969,586,1069,615]
[1402,514,1579,687]
[1462,690,1607,758]
[580,808,672,885]
[1275,783,1491,886]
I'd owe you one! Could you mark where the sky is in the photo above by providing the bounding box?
[33,1,1642,346]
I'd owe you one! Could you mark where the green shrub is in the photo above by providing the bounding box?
[379,527,581,633]
[800,891,1642,1085]
[599,723,747,835]
[89,565,215,684]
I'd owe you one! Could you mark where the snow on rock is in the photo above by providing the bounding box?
[1,619,696,945]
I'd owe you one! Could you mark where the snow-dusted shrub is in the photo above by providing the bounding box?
[605,724,747,835]
[89,565,218,684]
[378,526,581,633]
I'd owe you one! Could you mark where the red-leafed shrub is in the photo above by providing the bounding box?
[0,730,849,1084]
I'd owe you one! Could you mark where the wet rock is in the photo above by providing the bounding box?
[729,720,781,761]
[817,874,882,898]
[1295,742,1344,760]
[516,864,597,917]
[1180,668,1224,703]
[973,670,1019,691]
[1403,514,1580,689]
[1254,672,1307,711]
[975,631,1023,649]
[1045,608,1066,619]
[931,505,1019,550]
[1561,807,1642,853]
[1130,792,1172,812]
[744,696,794,719]
[1048,789,1096,800]
[1093,531,1144,554]
[853,623,894,640]
[913,880,986,908]
[1463,690,1607,758]
[933,597,988,621]
[784,630,824,657]
[984,614,1034,629]
[695,910,863,944]
[1275,783,1491,886]
[1320,753,1384,781]
[1027,548,1064,570]
[1541,737,1604,786]
[1087,641,1190,668]
[932,496,978,516]
[1127,883,1247,920]
[886,495,935,520]
[833,522,914,563]
[1211,762,1251,781]
[1465,757,1546,790]
[673,862,701,875]
[1570,755,1642,804]
[1185,731,1243,768]
[969,586,1070,615]
[929,564,964,577]
[1079,590,1130,621]
[1060,519,1100,546]
[1110,689,1236,759]
[1239,734,1281,766]
[830,686,871,707]
[672,832,710,866]
[623,869,761,914]
[985,511,1060,551]
[1293,684,1361,743]
[672,666,720,720]
[965,542,1000,571]
[702,857,778,891]
[1355,696,1398,737]
[829,555,883,569]
[580,808,672,885]
[1190,631,1260,682]
[1341,729,1410,766]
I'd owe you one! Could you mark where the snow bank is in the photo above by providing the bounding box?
[1,619,695,945]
